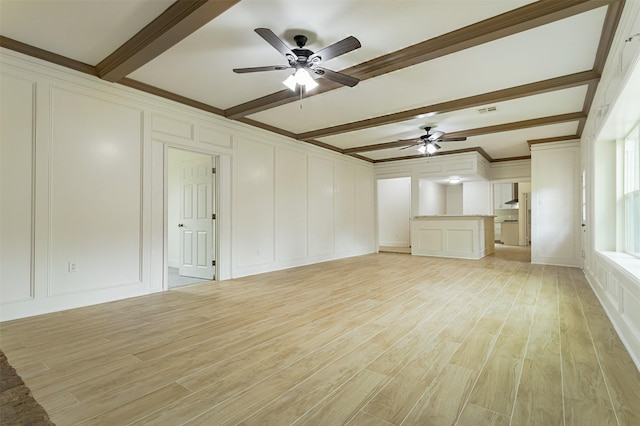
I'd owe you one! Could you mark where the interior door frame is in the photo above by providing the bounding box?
[162,144,224,290]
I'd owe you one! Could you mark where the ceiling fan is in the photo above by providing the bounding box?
[399,127,467,155]
[233,28,361,91]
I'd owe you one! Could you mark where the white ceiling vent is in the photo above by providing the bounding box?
[477,106,498,114]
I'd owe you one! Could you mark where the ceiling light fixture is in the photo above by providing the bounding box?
[283,68,318,91]
[449,177,461,184]
[418,141,441,155]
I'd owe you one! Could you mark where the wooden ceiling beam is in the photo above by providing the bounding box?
[372,147,495,163]
[444,112,585,138]
[297,70,599,141]
[593,0,625,75]
[96,0,240,82]
[344,112,585,154]
[578,1,624,136]
[527,135,578,147]
[224,0,616,119]
[0,36,96,76]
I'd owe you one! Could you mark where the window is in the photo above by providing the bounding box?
[623,122,640,257]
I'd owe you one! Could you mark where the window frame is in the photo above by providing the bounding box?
[622,122,640,257]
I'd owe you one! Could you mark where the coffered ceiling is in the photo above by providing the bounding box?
[0,0,626,163]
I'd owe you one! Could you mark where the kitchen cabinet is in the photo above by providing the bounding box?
[501,222,519,245]
[494,183,514,209]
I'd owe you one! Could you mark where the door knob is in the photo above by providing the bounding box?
[178,223,184,227]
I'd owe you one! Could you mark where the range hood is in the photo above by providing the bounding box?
[504,183,519,205]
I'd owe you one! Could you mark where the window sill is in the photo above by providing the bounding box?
[599,251,640,283]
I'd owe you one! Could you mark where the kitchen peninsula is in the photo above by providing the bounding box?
[410,215,495,259]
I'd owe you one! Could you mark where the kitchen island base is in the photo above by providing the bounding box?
[411,216,495,259]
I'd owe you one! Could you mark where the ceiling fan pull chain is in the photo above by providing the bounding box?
[299,86,303,109]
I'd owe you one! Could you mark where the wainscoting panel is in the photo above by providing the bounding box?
[200,126,232,148]
[0,49,376,321]
[235,137,275,268]
[334,162,356,254]
[446,229,474,253]
[309,156,335,257]
[586,253,640,370]
[152,113,194,140]
[48,87,144,295]
[0,73,36,303]
[275,147,308,262]
[354,166,376,251]
[416,229,444,252]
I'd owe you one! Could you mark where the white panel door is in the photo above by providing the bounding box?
[179,157,215,279]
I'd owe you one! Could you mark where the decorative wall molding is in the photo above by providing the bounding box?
[0,49,376,321]
[585,252,640,370]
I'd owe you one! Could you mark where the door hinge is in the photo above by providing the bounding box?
[212,167,216,174]
[212,260,216,266]
[212,213,216,220]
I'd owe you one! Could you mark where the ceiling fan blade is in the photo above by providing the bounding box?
[399,142,421,150]
[427,131,444,140]
[254,28,298,60]
[233,65,290,74]
[436,137,467,142]
[308,36,361,63]
[312,67,359,87]
[396,137,420,143]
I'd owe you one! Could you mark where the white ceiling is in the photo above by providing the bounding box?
[0,0,628,162]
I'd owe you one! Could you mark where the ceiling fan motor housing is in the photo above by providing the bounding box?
[292,35,315,66]
[292,48,314,64]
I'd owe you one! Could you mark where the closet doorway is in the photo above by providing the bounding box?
[167,147,217,288]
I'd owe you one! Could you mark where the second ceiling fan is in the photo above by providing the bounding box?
[399,127,467,155]
[233,28,361,91]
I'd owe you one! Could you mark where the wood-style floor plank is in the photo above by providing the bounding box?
[1,246,638,425]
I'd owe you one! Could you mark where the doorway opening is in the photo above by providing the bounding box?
[377,177,412,253]
[167,147,217,289]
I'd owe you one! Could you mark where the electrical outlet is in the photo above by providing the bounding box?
[68,261,78,272]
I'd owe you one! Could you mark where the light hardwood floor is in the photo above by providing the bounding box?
[1,247,639,425]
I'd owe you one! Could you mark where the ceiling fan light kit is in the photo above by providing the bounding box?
[426,142,440,154]
[283,68,318,91]
[417,141,440,155]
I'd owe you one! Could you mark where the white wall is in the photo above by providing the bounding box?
[517,181,531,245]
[531,141,581,267]
[0,49,376,321]
[418,179,446,216]
[489,159,531,181]
[462,181,492,215]
[378,177,411,247]
[446,184,463,215]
